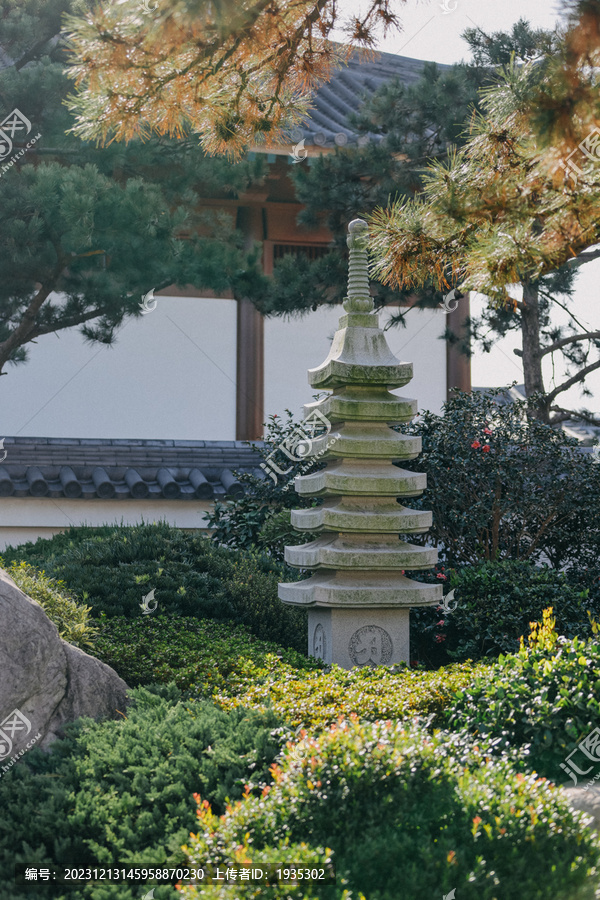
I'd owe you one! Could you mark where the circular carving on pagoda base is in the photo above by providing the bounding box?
[348,626,393,666]
[313,624,326,660]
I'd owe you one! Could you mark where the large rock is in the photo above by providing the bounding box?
[564,785,600,830]
[0,566,129,758]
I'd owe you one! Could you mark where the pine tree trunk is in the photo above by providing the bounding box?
[521,281,549,423]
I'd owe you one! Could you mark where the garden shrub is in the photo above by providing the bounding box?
[205,411,321,559]
[215,660,481,729]
[401,387,600,569]
[91,615,320,695]
[566,563,600,607]
[446,609,600,783]
[179,717,599,900]
[3,689,284,900]
[4,522,307,650]
[410,559,598,665]
[3,524,126,562]
[0,558,97,649]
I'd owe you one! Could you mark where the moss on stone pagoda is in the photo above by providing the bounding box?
[278,217,442,667]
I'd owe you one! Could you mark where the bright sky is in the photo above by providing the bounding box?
[336,0,562,65]
[334,0,600,419]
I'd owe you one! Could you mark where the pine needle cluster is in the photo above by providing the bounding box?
[66,0,405,157]
[369,1,600,306]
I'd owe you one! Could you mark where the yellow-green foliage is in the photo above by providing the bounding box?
[523,605,558,653]
[215,660,482,729]
[2,559,97,649]
[448,608,600,781]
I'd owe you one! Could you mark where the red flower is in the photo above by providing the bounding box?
[484,427,492,435]
[471,440,481,449]
[435,634,446,643]
[482,444,491,452]
[437,573,447,580]
[437,620,445,626]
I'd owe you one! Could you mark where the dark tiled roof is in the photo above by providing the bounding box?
[0,437,264,500]
[299,48,450,149]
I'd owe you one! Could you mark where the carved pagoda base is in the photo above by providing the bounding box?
[308,607,411,668]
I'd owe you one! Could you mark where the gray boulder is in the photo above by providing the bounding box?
[0,566,128,759]
[564,785,600,830]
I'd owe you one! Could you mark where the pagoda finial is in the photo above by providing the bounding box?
[344,218,373,314]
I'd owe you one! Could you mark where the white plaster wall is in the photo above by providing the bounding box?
[384,307,447,416]
[0,296,237,441]
[0,295,447,446]
[264,305,447,419]
[0,497,213,551]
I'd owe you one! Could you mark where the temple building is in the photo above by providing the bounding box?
[0,48,470,550]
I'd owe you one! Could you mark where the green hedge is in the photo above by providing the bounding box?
[446,609,600,782]
[91,615,320,695]
[179,718,599,900]
[4,523,307,651]
[411,559,598,665]
[90,615,479,729]
[215,659,482,729]
[3,689,284,900]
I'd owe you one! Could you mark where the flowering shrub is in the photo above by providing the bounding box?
[446,609,600,781]
[411,559,598,665]
[402,387,600,568]
[178,718,599,900]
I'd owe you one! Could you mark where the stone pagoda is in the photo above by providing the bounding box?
[278,218,442,668]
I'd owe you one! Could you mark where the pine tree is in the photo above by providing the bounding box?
[66,0,406,156]
[258,12,600,426]
[368,2,600,424]
[0,0,271,378]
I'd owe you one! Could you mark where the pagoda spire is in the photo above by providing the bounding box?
[344,218,372,314]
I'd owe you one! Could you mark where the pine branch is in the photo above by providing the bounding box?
[15,34,59,71]
[536,288,590,333]
[66,0,408,154]
[549,406,600,427]
[545,357,600,405]
[27,307,108,339]
[0,252,67,370]
[567,247,600,268]
[540,331,600,357]
[0,285,55,370]
[548,409,573,425]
